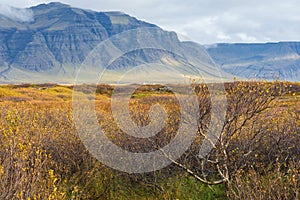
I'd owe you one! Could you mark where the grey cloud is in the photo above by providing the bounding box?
[1,0,300,43]
[0,4,34,22]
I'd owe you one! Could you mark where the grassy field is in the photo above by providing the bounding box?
[0,82,299,199]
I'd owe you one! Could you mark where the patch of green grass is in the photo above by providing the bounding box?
[162,175,226,200]
[0,87,21,98]
[45,86,73,94]
[76,172,227,200]
[132,93,152,99]
[41,86,73,101]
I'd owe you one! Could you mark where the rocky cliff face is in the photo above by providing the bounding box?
[207,42,300,82]
[0,2,166,83]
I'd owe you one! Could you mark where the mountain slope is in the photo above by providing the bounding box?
[206,42,300,82]
[2,2,298,83]
[0,2,229,84]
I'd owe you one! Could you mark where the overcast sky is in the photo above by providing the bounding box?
[1,0,300,44]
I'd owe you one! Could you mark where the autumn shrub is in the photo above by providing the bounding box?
[0,82,299,199]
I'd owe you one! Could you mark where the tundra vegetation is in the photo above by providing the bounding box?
[0,81,299,200]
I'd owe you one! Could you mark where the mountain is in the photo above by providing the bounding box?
[206,42,300,82]
[0,2,298,84]
[0,2,228,84]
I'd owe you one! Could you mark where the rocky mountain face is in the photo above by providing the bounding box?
[0,2,298,83]
[0,2,175,83]
[206,42,300,82]
[0,2,228,84]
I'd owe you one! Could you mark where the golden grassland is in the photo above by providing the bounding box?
[0,81,299,200]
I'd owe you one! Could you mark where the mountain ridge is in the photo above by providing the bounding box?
[1,2,230,84]
[0,2,162,83]
[206,42,300,82]
[0,2,299,83]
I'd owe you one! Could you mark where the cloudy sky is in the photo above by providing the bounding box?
[0,0,300,44]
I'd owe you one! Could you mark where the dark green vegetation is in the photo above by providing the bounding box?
[0,81,299,199]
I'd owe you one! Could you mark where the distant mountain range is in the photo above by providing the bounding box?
[206,42,300,82]
[0,2,299,83]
